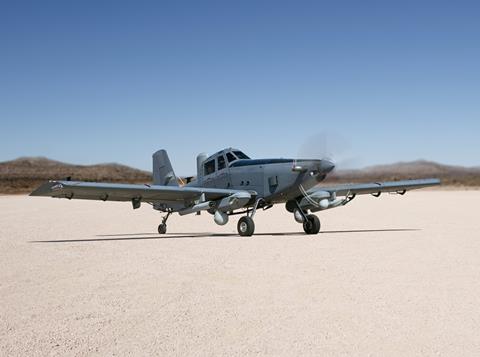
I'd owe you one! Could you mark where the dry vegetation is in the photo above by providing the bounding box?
[1,157,479,194]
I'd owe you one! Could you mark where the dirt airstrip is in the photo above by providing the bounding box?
[1,191,479,356]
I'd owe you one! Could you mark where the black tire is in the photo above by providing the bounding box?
[303,214,320,235]
[285,200,297,213]
[237,216,255,236]
[158,223,167,234]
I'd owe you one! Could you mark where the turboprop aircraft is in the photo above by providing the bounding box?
[31,148,440,236]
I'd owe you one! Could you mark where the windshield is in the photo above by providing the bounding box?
[233,151,250,160]
[226,152,237,163]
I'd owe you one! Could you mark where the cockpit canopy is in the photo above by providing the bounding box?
[203,148,250,176]
[232,150,250,160]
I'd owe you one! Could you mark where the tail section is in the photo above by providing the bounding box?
[152,150,178,186]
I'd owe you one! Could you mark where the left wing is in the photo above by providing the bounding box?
[299,178,440,212]
[317,178,440,197]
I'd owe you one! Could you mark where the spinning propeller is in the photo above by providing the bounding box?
[296,131,359,176]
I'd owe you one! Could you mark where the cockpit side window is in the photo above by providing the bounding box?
[233,151,250,159]
[204,159,215,176]
[226,152,237,163]
[217,155,226,170]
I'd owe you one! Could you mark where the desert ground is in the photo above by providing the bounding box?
[1,191,480,356]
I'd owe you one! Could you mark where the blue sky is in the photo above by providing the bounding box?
[1,0,479,175]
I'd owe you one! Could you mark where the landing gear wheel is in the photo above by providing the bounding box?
[237,216,255,237]
[158,223,167,234]
[303,214,320,235]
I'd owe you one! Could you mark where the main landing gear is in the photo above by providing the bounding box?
[236,199,263,237]
[158,211,171,234]
[238,216,255,236]
[286,200,321,235]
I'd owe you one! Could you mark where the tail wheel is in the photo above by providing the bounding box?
[237,216,255,236]
[303,214,320,235]
[158,223,167,234]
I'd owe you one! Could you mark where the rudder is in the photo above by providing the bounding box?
[152,150,178,186]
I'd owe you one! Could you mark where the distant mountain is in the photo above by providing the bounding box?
[1,157,479,194]
[324,160,480,187]
[0,157,151,194]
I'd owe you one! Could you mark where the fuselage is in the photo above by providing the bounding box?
[187,148,335,204]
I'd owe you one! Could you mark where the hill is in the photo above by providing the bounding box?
[325,160,480,187]
[0,157,151,194]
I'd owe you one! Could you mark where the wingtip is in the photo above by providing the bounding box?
[29,180,60,197]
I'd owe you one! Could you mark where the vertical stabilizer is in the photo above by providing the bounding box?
[152,150,178,186]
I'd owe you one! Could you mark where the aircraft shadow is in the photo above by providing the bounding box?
[321,228,420,234]
[30,228,420,243]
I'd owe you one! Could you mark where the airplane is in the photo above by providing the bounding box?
[30,148,440,236]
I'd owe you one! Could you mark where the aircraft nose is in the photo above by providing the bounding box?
[320,160,335,173]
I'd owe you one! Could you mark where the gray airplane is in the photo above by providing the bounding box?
[31,148,440,236]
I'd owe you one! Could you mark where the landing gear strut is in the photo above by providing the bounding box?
[237,198,263,237]
[158,211,171,234]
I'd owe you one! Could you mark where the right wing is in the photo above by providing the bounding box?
[30,180,254,211]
